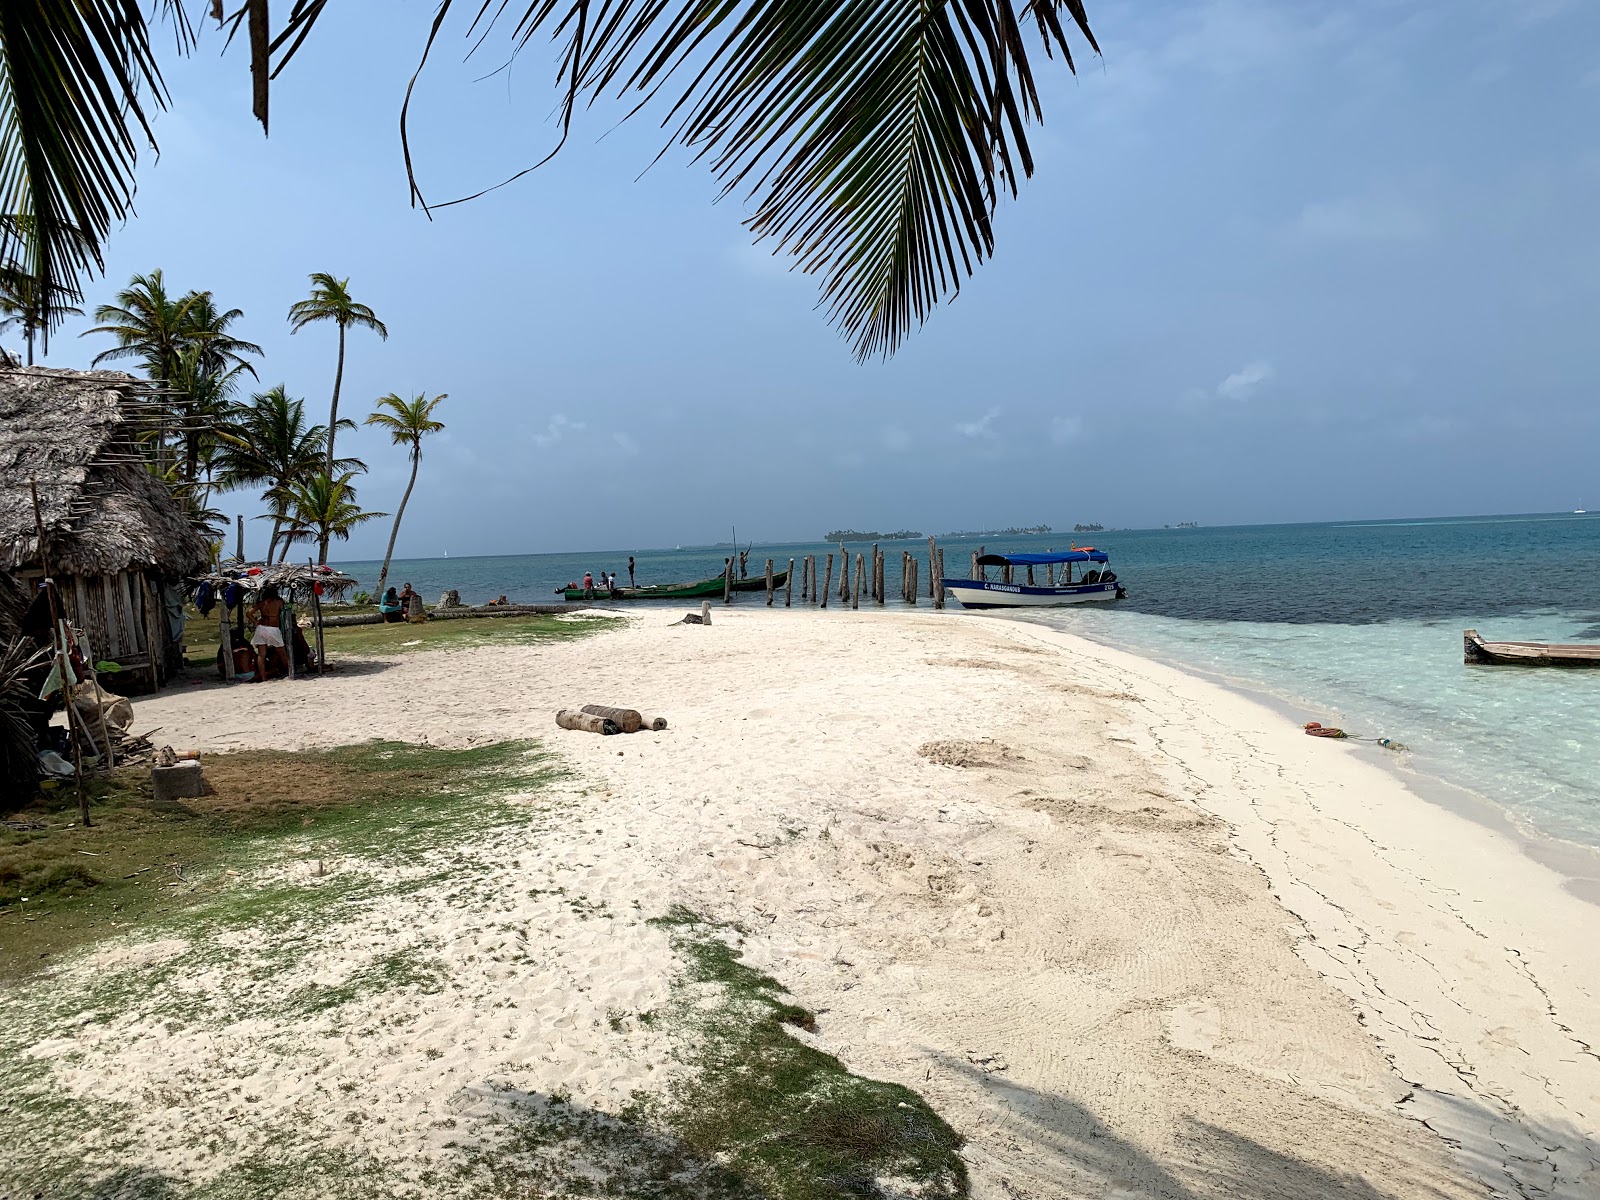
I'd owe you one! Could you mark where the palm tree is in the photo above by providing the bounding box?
[86,271,262,483]
[281,472,385,566]
[1,4,1097,361]
[86,269,196,381]
[215,386,363,563]
[288,274,388,473]
[0,267,80,365]
[365,392,446,597]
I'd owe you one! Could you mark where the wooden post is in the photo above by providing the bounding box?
[838,545,849,602]
[876,548,885,606]
[871,544,879,604]
[908,556,918,606]
[786,558,794,607]
[309,559,326,674]
[800,556,808,600]
[765,558,774,606]
[236,513,245,561]
[935,549,946,608]
[853,553,863,609]
[821,554,833,608]
[1048,562,1055,586]
[219,598,235,681]
[971,552,980,580]
[1027,565,1035,586]
[724,558,733,605]
[927,537,938,598]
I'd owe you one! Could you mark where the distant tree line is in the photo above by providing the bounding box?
[825,529,924,542]
[940,524,1052,538]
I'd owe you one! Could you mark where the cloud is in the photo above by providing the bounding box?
[1216,361,1274,401]
[1290,195,1430,243]
[954,408,1001,440]
[882,425,912,453]
[1049,416,1084,445]
[532,413,586,447]
[612,431,640,456]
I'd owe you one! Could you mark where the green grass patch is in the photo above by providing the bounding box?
[646,909,968,1200]
[184,610,619,668]
[0,740,561,982]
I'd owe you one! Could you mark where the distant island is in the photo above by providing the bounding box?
[1073,523,1104,533]
[940,524,1052,538]
[1164,522,1200,529]
[825,529,923,542]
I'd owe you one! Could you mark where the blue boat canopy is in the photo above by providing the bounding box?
[977,550,1108,566]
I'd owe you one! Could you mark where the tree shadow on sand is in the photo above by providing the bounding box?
[932,1055,1597,1199]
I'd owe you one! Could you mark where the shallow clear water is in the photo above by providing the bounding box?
[338,513,1600,849]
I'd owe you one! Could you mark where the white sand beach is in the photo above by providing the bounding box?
[15,608,1598,1198]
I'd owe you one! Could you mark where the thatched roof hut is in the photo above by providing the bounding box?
[0,365,209,690]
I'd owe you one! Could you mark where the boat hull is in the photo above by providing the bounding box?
[561,571,787,603]
[942,579,1122,609]
[1463,629,1600,668]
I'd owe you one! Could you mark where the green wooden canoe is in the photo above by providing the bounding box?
[559,570,787,603]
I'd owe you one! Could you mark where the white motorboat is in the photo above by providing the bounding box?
[942,549,1125,610]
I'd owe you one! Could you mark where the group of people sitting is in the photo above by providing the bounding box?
[377,583,418,623]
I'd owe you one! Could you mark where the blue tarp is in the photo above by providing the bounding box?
[977,550,1108,566]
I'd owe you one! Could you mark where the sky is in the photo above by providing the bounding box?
[30,0,1600,558]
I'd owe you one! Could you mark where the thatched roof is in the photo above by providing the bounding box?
[0,365,209,577]
[193,562,360,601]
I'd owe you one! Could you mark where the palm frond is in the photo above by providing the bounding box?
[401,0,1097,358]
[0,2,171,346]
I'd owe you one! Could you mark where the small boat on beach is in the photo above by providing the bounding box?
[943,550,1125,610]
[1463,629,1600,668]
[559,570,788,603]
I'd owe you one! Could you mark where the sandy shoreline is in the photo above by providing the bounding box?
[13,607,1598,1197]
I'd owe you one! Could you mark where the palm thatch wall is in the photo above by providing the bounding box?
[0,365,209,691]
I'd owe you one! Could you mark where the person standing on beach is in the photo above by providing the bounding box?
[628,556,635,587]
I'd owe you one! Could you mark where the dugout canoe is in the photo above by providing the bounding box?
[1463,629,1600,668]
[558,570,786,603]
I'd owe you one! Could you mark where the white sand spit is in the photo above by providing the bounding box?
[7,607,1595,1198]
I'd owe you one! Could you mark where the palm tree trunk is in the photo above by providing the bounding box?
[375,448,420,597]
[24,325,34,366]
[326,322,347,475]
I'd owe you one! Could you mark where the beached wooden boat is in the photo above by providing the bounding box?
[558,570,787,603]
[1463,629,1600,668]
[943,550,1125,610]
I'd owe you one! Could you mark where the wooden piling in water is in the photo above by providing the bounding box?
[854,553,864,609]
[821,554,833,608]
[786,558,795,607]
[927,537,937,598]
[971,551,980,580]
[723,558,733,605]
[935,549,946,608]
[908,556,918,605]
[765,558,774,605]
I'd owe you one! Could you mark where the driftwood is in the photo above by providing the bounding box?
[557,708,619,735]
[582,704,643,733]
[676,600,714,626]
[637,713,668,731]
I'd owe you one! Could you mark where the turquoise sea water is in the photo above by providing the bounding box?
[337,513,1600,850]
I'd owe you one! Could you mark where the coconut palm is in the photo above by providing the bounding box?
[1,3,1097,361]
[288,274,387,473]
[0,267,80,365]
[86,269,195,381]
[216,386,364,562]
[280,472,385,566]
[364,392,446,598]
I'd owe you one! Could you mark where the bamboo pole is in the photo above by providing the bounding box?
[786,558,794,607]
[765,558,774,606]
[821,554,833,608]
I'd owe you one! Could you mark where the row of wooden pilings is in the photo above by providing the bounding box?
[720,537,951,609]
